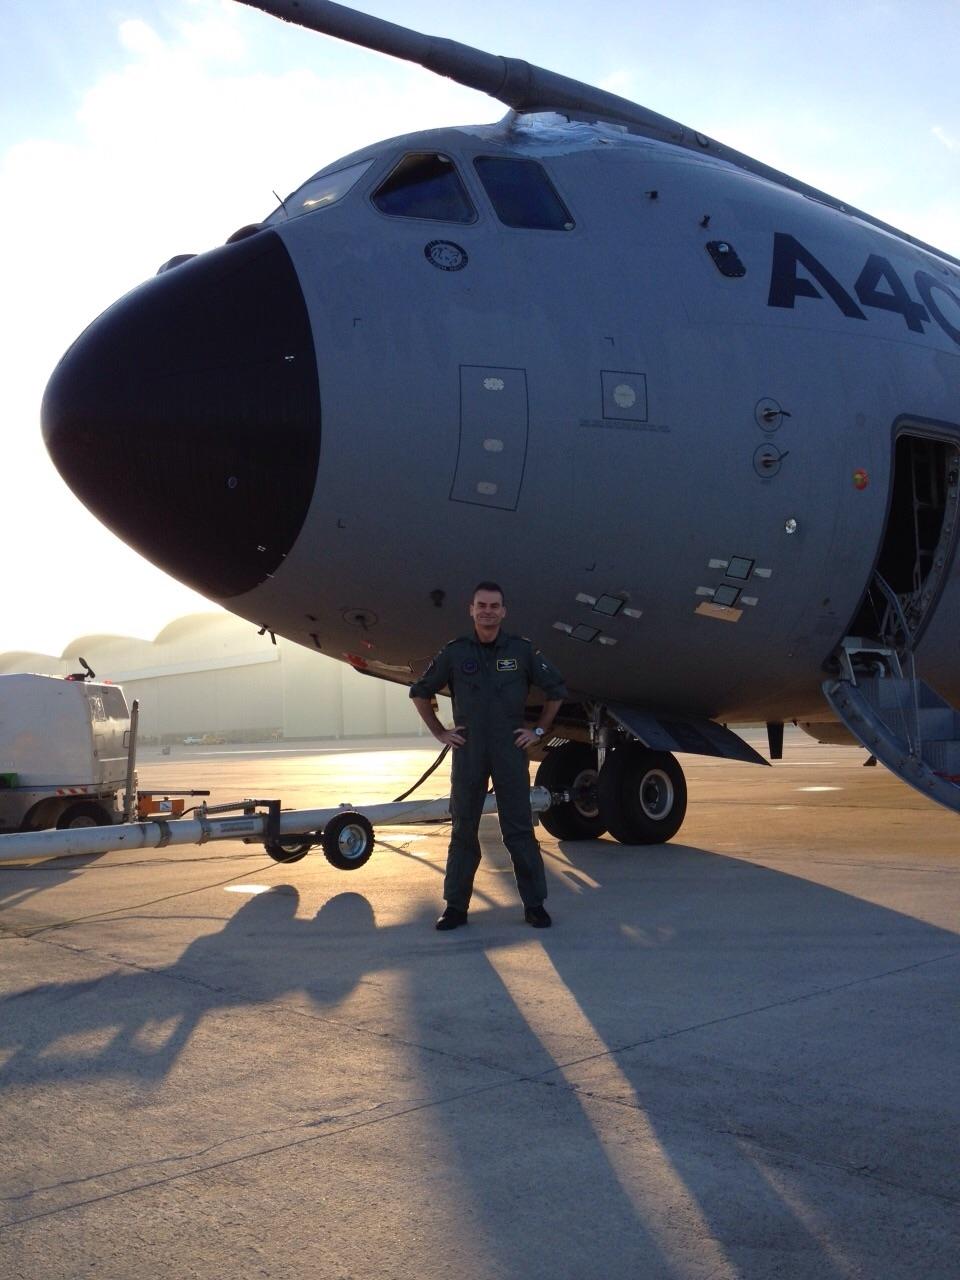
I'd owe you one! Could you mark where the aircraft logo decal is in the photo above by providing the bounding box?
[425,240,468,271]
[768,233,960,347]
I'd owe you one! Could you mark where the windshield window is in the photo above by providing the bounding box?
[371,154,476,223]
[473,157,574,230]
[101,686,128,719]
[264,159,373,226]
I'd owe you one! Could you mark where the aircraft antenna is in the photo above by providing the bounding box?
[237,0,960,269]
[236,0,684,137]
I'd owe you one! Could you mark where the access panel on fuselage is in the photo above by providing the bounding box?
[450,365,529,510]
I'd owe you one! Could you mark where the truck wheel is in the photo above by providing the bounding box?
[56,801,113,829]
[264,834,314,862]
[321,812,374,870]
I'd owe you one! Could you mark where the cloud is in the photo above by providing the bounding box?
[932,125,959,153]
[2,3,491,366]
[1,0,490,652]
[598,69,641,98]
[118,18,167,58]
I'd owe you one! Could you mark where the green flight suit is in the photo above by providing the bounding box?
[409,631,568,912]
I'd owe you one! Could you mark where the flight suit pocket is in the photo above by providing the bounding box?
[495,672,528,722]
[452,679,483,723]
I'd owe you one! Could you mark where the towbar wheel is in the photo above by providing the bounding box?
[321,812,375,870]
[264,833,315,862]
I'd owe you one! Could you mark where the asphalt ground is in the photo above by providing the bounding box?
[1,729,958,1279]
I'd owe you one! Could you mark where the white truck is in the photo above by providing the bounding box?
[0,673,134,832]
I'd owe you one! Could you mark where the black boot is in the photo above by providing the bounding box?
[435,905,468,931]
[524,904,552,928]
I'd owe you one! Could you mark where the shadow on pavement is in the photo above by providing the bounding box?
[2,836,959,1276]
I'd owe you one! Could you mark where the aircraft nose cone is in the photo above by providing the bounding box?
[41,231,320,599]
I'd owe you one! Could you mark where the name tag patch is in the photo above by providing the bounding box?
[496,658,519,672]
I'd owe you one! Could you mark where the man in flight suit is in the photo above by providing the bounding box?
[410,582,567,931]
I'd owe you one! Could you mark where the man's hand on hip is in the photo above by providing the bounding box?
[436,726,466,747]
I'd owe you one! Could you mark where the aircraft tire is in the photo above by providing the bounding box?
[56,801,113,829]
[321,812,375,870]
[534,742,607,840]
[598,744,687,845]
[264,834,314,862]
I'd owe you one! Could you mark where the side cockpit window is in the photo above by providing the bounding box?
[264,159,374,227]
[371,153,476,223]
[473,157,574,230]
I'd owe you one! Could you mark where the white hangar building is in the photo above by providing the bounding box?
[0,613,426,744]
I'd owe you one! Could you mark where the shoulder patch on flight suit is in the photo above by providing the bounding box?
[496,658,519,672]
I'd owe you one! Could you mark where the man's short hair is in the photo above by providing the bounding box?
[472,580,505,603]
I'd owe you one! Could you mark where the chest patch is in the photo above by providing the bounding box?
[496,658,519,672]
[461,659,480,675]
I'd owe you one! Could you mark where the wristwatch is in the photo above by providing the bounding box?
[533,727,546,738]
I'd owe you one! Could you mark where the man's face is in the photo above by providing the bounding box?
[470,592,506,630]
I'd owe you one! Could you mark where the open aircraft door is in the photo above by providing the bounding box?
[823,427,960,813]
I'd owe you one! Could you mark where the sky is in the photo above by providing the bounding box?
[2,0,958,656]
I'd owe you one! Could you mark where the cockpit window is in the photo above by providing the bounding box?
[371,154,476,223]
[473,157,574,231]
[264,159,374,227]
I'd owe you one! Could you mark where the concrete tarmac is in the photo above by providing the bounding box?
[1,729,958,1279]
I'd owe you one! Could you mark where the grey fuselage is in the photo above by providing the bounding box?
[242,115,960,720]
[43,114,960,725]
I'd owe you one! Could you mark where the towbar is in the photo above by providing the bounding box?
[0,788,553,863]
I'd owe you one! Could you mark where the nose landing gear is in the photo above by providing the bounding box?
[536,736,688,845]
